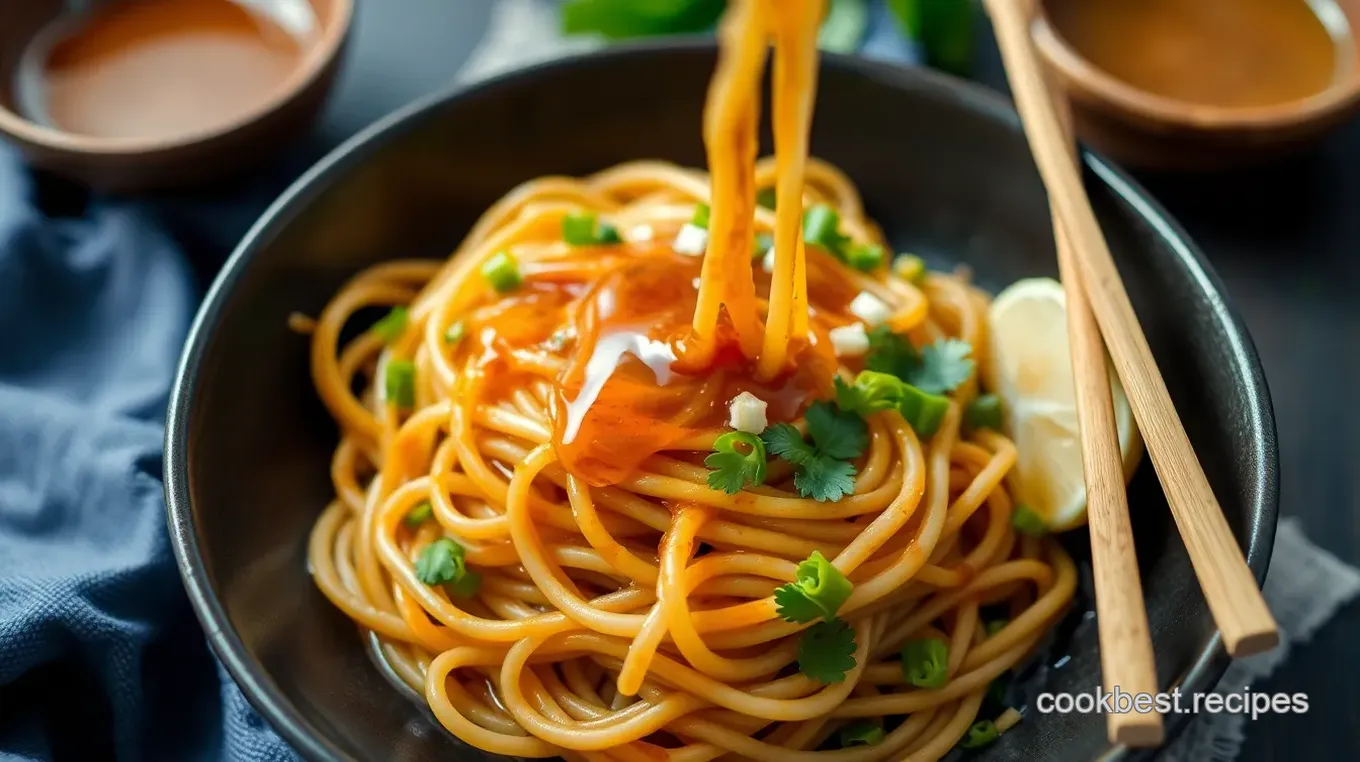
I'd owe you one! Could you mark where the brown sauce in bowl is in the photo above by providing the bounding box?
[1046,0,1350,109]
[16,0,315,141]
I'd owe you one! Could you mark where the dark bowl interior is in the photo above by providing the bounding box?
[165,44,1278,762]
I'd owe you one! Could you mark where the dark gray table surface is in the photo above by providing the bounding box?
[94,1,1355,759]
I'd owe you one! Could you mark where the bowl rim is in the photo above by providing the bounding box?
[1031,3,1360,132]
[163,40,1280,762]
[0,0,354,156]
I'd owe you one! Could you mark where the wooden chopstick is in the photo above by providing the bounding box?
[1048,96,1164,744]
[982,0,1280,659]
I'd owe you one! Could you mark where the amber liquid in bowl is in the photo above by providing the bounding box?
[15,0,315,141]
[1047,0,1351,109]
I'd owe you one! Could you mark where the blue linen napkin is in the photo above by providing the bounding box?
[0,142,297,760]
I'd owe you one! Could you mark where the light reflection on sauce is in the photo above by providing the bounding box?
[16,0,315,141]
[466,249,839,488]
[1047,0,1349,109]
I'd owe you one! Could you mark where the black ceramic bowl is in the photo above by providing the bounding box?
[164,44,1278,762]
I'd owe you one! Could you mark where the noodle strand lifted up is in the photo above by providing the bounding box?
[303,1,1077,760]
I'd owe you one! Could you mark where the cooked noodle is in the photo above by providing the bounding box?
[304,1,1076,759]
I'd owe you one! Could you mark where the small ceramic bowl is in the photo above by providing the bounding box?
[1033,0,1360,170]
[0,0,352,192]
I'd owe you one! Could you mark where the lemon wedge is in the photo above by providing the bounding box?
[983,278,1142,532]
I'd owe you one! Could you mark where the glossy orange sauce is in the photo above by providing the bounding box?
[467,245,842,487]
[22,0,307,140]
[1047,0,1344,108]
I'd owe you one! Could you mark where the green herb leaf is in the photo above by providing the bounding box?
[773,551,853,623]
[794,454,858,503]
[704,431,768,494]
[385,360,416,409]
[762,403,864,503]
[756,187,777,210]
[443,320,466,345]
[415,537,467,586]
[1012,505,1048,537]
[561,0,726,39]
[839,719,885,747]
[372,306,409,344]
[562,212,623,246]
[965,394,1005,431]
[805,400,867,460]
[865,328,974,396]
[819,0,869,53]
[836,371,950,437]
[404,501,433,528]
[762,423,816,465]
[803,205,848,255]
[480,251,523,293]
[912,338,975,394]
[901,637,949,688]
[845,243,885,272]
[865,324,920,378]
[798,619,857,683]
[959,719,1000,749]
[886,0,975,76]
[693,202,711,229]
[447,569,481,598]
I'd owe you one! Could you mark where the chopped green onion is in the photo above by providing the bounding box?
[773,550,854,622]
[896,383,951,437]
[444,320,466,345]
[965,394,1005,431]
[562,212,599,245]
[803,205,843,251]
[481,251,523,293]
[901,638,949,688]
[845,243,885,272]
[835,371,951,438]
[959,720,999,749]
[563,211,623,245]
[404,501,433,528]
[754,232,774,256]
[693,202,711,229]
[372,306,408,344]
[892,254,927,285]
[756,187,777,209]
[385,360,416,409]
[838,719,885,747]
[985,619,1008,637]
[1012,505,1047,537]
[414,537,467,586]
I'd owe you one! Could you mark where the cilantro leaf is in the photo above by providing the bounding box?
[912,338,975,395]
[798,619,857,683]
[415,538,467,586]
[795,456,858,503]
[763,404,863,502]
[762,423,815,465]
[773,584,825,623]
[704,431,768,494]
[865,327,975,396]
[804,400,867,460]
[865,324,921,379]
